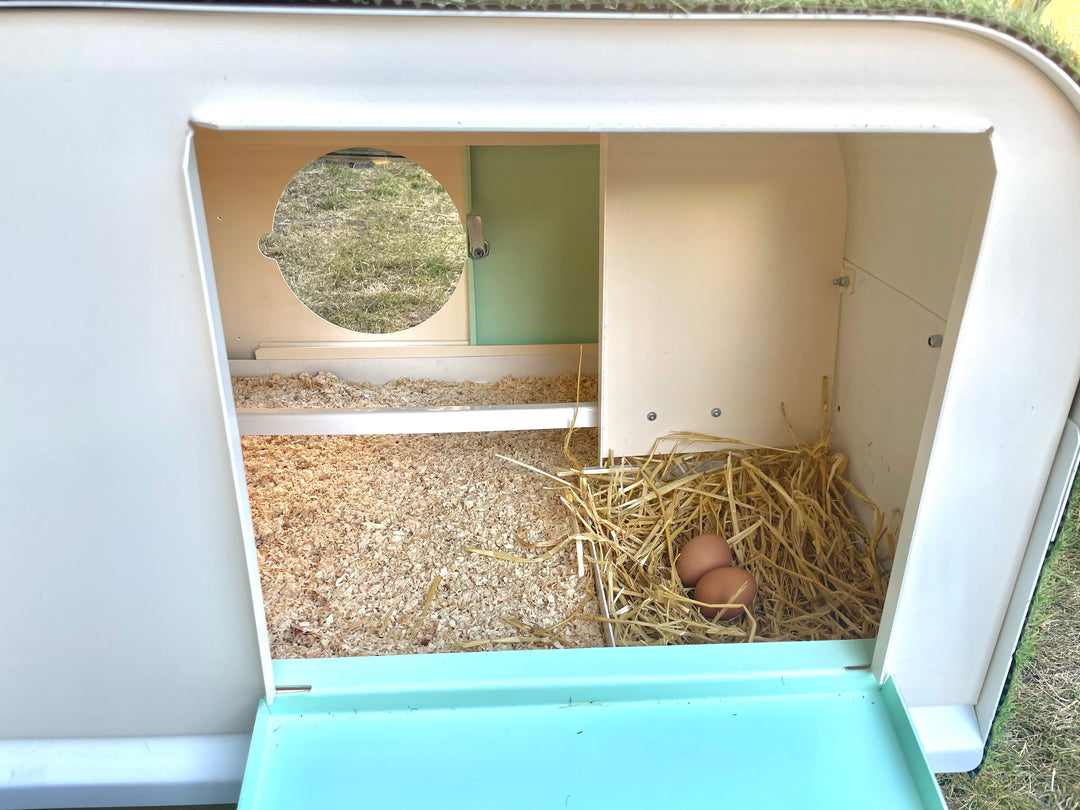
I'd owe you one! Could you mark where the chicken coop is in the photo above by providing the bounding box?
[2,2,1080,809]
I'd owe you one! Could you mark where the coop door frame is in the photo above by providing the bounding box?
[185,121,1069,769]
[184,131,278,703]
[180,11,1080,776]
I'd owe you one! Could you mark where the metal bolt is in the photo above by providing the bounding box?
[832,276,851,288]
[646,411,657,421]
[928,334,944,348]
[711,408,722,417]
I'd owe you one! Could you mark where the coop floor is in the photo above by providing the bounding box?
[243,428,604,658]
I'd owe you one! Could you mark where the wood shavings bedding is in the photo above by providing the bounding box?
[243,428,604,658]
[233,371,599,409]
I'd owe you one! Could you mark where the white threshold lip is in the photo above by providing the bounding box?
[236,401,599,436]
[0,734,250,810]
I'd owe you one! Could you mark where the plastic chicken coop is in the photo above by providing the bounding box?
[2,2,1080,809]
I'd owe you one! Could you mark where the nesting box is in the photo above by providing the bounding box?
[3,3,1080,809]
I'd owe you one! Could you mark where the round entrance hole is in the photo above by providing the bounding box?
[259,148,467,335]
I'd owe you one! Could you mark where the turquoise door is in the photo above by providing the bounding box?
[238,640,946,809]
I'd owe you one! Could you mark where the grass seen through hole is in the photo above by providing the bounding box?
[260,155,467,335]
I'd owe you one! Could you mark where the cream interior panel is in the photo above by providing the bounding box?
[839,134,995,319]
[195,130,607,359]
[832,133,995,557]
[194,130,470,358]
[832,267,947,543]
[601,134,847,457]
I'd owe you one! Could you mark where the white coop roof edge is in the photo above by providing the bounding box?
[5,1,1080,110]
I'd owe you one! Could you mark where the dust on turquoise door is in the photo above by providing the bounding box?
[236,640,947,809]
[466,145,600,346]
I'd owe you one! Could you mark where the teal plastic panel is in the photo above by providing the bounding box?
[467,146,600,345]
[239,640,945,810]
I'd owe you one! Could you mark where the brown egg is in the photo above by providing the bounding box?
[675,533,733,587]
[694,566,757,620]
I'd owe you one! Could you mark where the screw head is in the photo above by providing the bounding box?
[646,411,657,421]
[711,408,722,417]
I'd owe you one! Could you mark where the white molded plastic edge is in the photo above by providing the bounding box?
[0,735,249,810]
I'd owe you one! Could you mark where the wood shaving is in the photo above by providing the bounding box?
[233,371,598,409]
[243,428,604,658]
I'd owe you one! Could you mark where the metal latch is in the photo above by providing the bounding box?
[275,684,312,695]
[835,261,859,295]
[467,215,490,260]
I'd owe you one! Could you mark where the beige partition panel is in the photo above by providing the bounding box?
[194,130,472,358]
[600,134,847,457]
[195,130,606,360]
[833,267,949,546]
[833,134,995,531]
[839,135,995,320]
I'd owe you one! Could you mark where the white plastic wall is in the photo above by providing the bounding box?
[2,6,1080,800]
[0,14,269,739]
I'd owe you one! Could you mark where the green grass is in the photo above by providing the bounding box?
[259,157,467,335]
[432,0,1079,78]
[937,474,1080,809]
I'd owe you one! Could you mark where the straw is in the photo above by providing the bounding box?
[409,573,442,636]
[478,377,897,646]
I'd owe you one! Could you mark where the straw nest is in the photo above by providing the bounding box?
[480,378,898,646]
